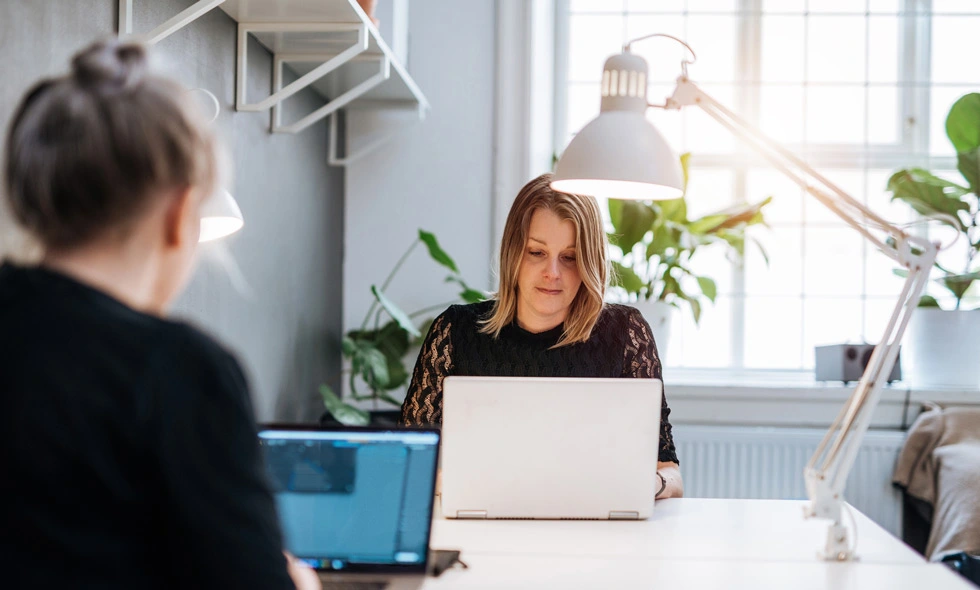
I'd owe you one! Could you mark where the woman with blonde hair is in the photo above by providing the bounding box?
[0,39,318,589]
[400,173,682,499]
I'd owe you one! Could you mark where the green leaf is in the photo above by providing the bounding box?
[460,288,487,303]
[699,197,773,234]
[941,272,980,302]
[341,336,357,357]
[611,260,646,295]
[679,152,691,193]
[657,197,687,224]
[647,224,679,260]
[887,169,970,226]
[608,200,656,254]
[696,276,717,302]
[957,149,979,196]
[608,198,624,232]
[359,344,390,389]
[319,385,370,426]
[418,229,459,274]
[687,214,730,235]
[946,93,980,154]
[918,295,941,308]
[689,297,702,325]
[371,285,421,338]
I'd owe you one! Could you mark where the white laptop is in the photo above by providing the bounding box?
[258,426,440,590]
[440,376,662,520]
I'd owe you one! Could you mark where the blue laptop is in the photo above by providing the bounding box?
[258,426,440,590]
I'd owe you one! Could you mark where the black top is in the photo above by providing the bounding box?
[0,264,293,589]
[400,301,679,464]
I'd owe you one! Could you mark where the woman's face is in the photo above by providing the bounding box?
[516,208,582,331]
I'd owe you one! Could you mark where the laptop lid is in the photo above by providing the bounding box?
[258,426,440,574]
[440,376,662,520]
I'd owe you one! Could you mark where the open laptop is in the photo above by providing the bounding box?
[258,426,440,590]
[440,376,662,520]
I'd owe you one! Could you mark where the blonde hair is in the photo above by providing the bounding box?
[480,173,609,347]
[4,38,223,250]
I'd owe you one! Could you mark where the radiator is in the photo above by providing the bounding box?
[672,425,907,537]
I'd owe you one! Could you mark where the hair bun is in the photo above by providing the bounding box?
[71,39,148,91]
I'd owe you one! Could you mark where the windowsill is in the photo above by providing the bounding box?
[663,367,980,429]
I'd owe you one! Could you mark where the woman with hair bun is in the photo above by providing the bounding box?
[0,39,318,589]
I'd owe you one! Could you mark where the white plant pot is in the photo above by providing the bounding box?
[903,308,980,389]
[630,300,674,363]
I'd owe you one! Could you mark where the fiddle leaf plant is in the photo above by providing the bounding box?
[888,93,980,310]
[319,229,486,425]
[608,152,772,324]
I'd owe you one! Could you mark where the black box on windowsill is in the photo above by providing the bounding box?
[814,343,902,384]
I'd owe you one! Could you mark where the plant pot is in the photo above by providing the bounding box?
[903,308,980,389]
[630,300,674,363]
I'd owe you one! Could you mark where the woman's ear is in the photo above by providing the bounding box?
[163,186,200,248]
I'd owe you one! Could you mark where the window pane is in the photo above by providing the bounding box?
[867,86,900,144]
[744,297,803,369]
[808,0,866,13]
[803,299,864,370]
[865,248,907,298]
[673,296,733,368]
[761,16,805,83]
[868,16,900,84]
[866,297,900,344]
[762,0,805,12]
[686,15,738,83]
[685,167,735,220]
[805,86,865,144]
[689,245,735,296]
[807,16,866,83]
[745,226,803,296]
[565,83,601,139]
[626,15,688,83]
[931,1,980,14]
[687,0,738,12]
[760,84,805,144]
[806,169,865,225]
[686,84,736,153]
[747,169,804,225]
[571,0,625,13]
[931,17,980,84]
[626,0,685,11]
[568,15,624,82]
[803,228,864,296]
[868,0,901,13]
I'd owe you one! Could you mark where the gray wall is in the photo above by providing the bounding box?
[0,0,344,422]
[343,1,496,403]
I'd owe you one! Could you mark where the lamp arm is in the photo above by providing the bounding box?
[662,77,939,560]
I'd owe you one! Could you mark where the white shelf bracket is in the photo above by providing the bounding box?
[236,23,368,114]
[272,54,390,135]
[118,0,226,44]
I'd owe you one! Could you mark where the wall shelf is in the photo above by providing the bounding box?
[118,0,428,158]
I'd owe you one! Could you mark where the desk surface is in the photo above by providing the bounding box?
[422,557,972,590]
[431,497,925,565]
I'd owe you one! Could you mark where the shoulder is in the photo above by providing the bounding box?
[598,303,646,329]
[148,320,249,404]
[442,300,495,326]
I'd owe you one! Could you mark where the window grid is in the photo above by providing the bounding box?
[558,0,980,371]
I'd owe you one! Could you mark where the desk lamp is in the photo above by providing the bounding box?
[552,33,940,561]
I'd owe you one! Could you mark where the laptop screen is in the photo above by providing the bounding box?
[258,428,440,573]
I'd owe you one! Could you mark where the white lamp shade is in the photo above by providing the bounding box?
[552,111,684,200]
[199,189,244,243]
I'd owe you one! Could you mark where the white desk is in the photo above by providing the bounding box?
[423,498,976,588]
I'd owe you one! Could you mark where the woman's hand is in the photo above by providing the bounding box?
[285,552,322,590]
[656,462,684,499]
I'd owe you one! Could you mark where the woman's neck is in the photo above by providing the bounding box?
[515,308,566,334]
[43,241,166,315]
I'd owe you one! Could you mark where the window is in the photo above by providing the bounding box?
[556,0,980,372]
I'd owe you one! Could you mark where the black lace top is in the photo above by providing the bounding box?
[399,300,679,464]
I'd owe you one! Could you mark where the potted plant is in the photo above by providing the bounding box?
[607,153,771,355]
[319,229,485,426]
[888,92,980,388]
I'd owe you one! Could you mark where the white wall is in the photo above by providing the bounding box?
[343,0,496,397]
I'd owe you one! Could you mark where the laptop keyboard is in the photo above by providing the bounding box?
[322,582,389,590]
